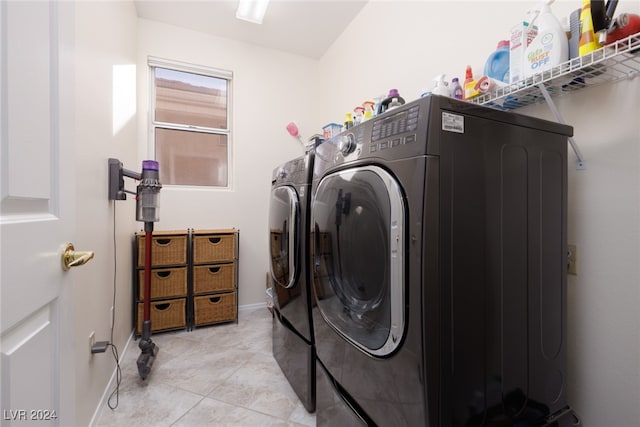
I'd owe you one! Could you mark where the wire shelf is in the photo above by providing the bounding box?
[471,32,640,110]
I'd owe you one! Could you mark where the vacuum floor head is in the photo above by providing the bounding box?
[137,341,159,380]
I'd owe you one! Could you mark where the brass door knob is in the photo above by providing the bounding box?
[62,243,95,270]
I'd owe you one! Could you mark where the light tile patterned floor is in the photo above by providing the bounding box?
[95,308,315,427]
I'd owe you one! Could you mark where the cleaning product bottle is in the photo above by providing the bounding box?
[353,106,364,125]
[378,89,405,115]
[387,97,402,111]
[372,95,385,117]
[463,66,474,101]
[343,112,354,131]
[578,0,600,56]
[362,101,375,121]
[450,77,463,100]
[431,74,451,97]
[484,40,510,83]
[524,0,568,78]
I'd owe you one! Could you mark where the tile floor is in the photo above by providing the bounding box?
[95,307,316,427]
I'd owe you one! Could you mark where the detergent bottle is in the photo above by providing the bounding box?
[378,89,405,115]
[450,77,463,100]
[524,0,568,78]
[484,40,510,83]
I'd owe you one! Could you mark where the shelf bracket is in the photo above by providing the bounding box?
[537,84,586,170]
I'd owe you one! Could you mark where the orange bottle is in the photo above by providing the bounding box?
[462,66,474,101]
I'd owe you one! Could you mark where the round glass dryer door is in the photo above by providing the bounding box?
[269,186,299,290]
[312,166,405,357]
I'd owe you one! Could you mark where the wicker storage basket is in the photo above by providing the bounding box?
[138,267,187,300]
[136,298,186,334]
[194,293,237,325]
[193,264,235,294]
[137,231,187,267]
[193,232,236,264]
[270,231,283,255]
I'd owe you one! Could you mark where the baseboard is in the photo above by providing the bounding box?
[239,302,266,312]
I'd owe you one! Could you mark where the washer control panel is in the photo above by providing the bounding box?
[369,104,419,153]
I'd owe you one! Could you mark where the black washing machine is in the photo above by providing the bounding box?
[269,140,321,413]
[310,95,581,426]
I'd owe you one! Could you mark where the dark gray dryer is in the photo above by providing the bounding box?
[269,146,317,412]
[310,95,580,426]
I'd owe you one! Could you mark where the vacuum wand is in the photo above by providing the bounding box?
[135,160,162,381]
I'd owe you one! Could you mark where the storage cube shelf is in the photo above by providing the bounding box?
[193,264,235,294]
[191,229,239,329]
[194,293,237,326]
[136,298,186,335]
[137,267,187,301]
[193,232,236,264]
[137,231,187,267]
[134,228,239,336]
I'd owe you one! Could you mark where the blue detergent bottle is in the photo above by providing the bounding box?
[483,40,510,83]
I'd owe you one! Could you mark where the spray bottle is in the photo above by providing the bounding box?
[362,101,375,121]
[431,74,451,97]
[524,0,568,78]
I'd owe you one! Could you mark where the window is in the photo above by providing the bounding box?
[149,57,232,187]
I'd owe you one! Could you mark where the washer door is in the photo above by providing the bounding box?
[312,166,405,357]
[269,186,299,292]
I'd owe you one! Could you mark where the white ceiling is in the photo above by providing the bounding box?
[133,0,369,59]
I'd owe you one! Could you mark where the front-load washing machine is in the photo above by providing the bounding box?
[310,95,580,426]
[269,139,321,412]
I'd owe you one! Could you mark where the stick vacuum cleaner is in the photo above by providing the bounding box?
[135,160,162,380]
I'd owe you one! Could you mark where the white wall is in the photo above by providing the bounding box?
[75,2,139,425]
[136,20,320,307]
[318,1,640,425]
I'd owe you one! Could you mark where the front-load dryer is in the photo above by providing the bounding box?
[310,95,580,426]
[269,142,319,412]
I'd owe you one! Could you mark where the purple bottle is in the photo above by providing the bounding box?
[377,88,406,115]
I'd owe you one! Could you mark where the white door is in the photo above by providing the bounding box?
[1,2,78,425]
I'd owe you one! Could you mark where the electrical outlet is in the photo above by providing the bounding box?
[567,244,577,275]
[89,331,95,353]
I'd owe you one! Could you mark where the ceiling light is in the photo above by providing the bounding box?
[236,0,270,24]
